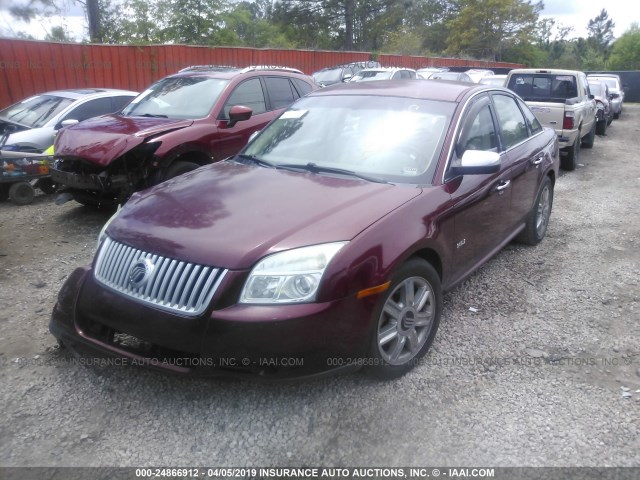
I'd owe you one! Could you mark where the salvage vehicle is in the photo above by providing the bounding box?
[506,69,597,171]
[587,79,614,135]
[50,80,559,380]
[587,73,624,119]
[0,89,137,153]
[50,66,317,207]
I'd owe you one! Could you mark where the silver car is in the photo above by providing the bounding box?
[0,89,138,153]
[587,74,624,119]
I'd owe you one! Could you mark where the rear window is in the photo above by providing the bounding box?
[508,74,578,102]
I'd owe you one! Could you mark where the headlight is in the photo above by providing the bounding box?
[96,206,121,250]
[239,242,347,304]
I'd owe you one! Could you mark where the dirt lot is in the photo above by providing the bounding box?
[0,106,638,468]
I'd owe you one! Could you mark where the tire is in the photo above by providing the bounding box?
[581,121,595,149]
[364,259,442,380]
[517,176,554,246]
[0,184,9,201]
[71,191,118,210]
[36,177,58,194]
[596,119,607,136]
[164,161,200,181]
[561,135,579,171]
[9,181,35,205]
[614,111,620,120]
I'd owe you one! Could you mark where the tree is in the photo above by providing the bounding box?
[587,8,615,62]
[45,25,75,42]
[609,23,640,70]
[446,0,542,60]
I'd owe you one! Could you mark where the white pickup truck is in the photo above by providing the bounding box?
[506,69,597,171]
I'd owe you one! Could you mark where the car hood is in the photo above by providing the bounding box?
[107,161,422,269]
[54,114,194,167]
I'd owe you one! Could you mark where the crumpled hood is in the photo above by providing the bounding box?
[54,114,193,167]
[107,161,422,269]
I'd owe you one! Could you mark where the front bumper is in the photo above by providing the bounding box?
[50,267,376,379]
[50,166,108,191]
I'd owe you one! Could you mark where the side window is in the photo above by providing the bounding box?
[292,78,313,97]
[459,103,498,154]
[493,94,529,149]
[264,77,296,110]
[111,96,134,112]
[62,97,113,123]
[517,99,542,135]
[223,78,266,118]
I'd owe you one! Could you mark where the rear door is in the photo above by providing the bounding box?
[491,93,546,226]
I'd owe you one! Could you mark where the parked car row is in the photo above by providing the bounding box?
[35,65,562,380]
[505,69,626,170]
[0,62,625,381]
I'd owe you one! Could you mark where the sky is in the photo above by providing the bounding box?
[0,0,639,43]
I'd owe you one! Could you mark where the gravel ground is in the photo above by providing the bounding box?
[0,106,638,468]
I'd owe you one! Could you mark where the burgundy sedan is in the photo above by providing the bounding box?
[50,80,559,380]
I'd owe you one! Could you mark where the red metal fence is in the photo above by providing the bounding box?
[0,38,523,108]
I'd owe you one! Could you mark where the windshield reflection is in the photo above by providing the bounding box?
[244,95,454,185]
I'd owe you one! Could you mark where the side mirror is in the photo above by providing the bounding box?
[450,150,501,176]
[610,93,619,99]
[588,94,594,100]
[342,74,353,82]
[57,119,79,130]
[228,105,253,128]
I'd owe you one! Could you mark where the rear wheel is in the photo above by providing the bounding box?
[517,176,554,246]
[561,135,580,171]
[364,259,442,380]
[581,121,595,148]
[9,181,35,205]
[596,119,607,136]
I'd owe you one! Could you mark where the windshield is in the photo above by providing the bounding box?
[351,71,393,82]
[243,95,454,185]
[590,77,618,89]
[313,69,343,84]
[0,95,74,128]
[121,76,229,119]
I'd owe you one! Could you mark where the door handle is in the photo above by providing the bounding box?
[496,180,510,191]
[532,154,544,165]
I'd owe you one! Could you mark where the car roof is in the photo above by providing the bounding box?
[358,67,415,73]
[509,68,581,75]
[308,78,484,102]
[172,65,305,80]
[39,89,138,100]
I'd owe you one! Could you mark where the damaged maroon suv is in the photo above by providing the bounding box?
[51,66,316,207]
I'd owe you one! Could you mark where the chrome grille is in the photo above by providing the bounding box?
[94,236,227,316]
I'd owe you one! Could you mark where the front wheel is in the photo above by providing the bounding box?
[517,176,554,246]
[364,259,442,380]
[164,161,200,181]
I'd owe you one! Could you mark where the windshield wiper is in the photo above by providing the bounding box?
[235,154,277,169]
[137,113,168,118]
[276,162,390,184]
